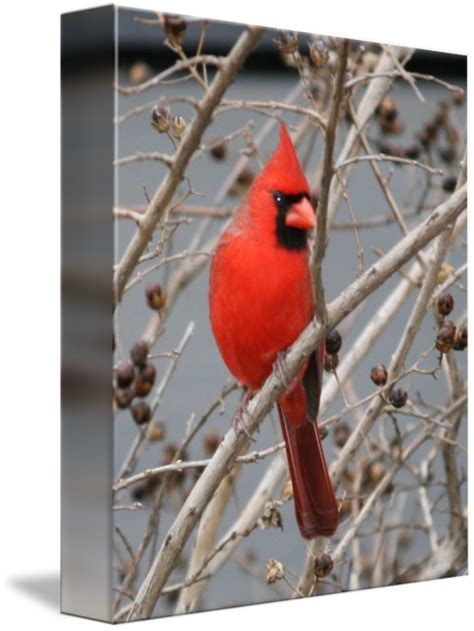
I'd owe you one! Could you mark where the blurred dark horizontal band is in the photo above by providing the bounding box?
[62,6,466,77]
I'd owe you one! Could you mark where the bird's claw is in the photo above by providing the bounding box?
[274,351,292,389]
[232,389,257,442]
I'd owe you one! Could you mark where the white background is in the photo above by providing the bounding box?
[0,0,471,629]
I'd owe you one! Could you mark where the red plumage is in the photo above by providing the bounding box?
[209,123,339,539]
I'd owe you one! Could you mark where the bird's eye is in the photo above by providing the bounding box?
[274,192,285,206]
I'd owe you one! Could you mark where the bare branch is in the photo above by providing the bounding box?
[114,26,264,303]
[115,55,222,95]
[311,38,350,324]
[127,186,466,620]
[328,46,414,224]
[335,153,443,176]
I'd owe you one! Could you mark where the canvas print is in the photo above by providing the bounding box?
[62,5,468,623]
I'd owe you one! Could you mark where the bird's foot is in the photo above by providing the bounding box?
[273,351,292,389]
[232,389,256,442]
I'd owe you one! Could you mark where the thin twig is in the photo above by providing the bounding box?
[115,55,222,95]
[335,153,442,176]
[311,38,350,323]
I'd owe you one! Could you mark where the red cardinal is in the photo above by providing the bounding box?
[209,122,339,539]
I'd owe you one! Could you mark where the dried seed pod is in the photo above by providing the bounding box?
[324,353,339,373]
[379,142,404,159]
[208,136,227,161]
[389,388,408,409]
[162,14,187,46]
[275,30,299,55]
[164,587,180,608]
[237,166,255,186]
[134,363,157,397]
[334,422,350,448]
[380,118,403,135]
[398,528,414,549]
[308,41,329,69]
[131,482,146,501]
[405,144,420,160]
[129,61,152,85]
[452,325,467,351]
[259,501,283,530]
[145,282,166,310]
[370,363,388,387]
[436,326,455,354]
[170,115,187,139]
[151,104,171,134]
[452,89,465,106]
[339,496,352,519]
[229,166,255,195]
[162,443,187,486]
[130,340,149,368]
[203,430,221,456]
[116,362,135,388]
[325,329,342,355]
[442,175,457,193]
[418,129,432,149]
[438,145,456,164]
[131,401,151,425]
[266,559,284,583]
[279,52,298,68]
[441,319,456,337]
[364,461,393,494]
[446,124,460,145]
[434,101,450,127]
[437,263,455,285]
[314,553,334,579]
[114,387,134,409]
[146,420,166,442]
[424,121,438,143]
[132,477,160,501]
[241,550,257,565]
[378,96,398,122]
[161,442,178,465]
[437,292,454,317]
[367,461,385,486]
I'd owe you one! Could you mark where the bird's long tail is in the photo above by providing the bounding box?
[277,392,339,539]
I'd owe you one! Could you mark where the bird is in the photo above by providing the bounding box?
[208,122,339,540]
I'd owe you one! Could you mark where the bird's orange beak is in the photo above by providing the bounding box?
[285,197,316,230]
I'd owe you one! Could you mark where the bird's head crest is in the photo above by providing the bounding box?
[254,122,310,196]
